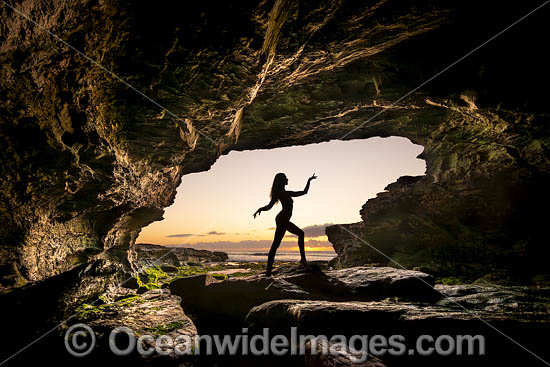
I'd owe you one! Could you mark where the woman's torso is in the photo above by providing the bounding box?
[276,191,293,220]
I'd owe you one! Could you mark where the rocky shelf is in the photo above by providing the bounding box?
[49,263,550,366]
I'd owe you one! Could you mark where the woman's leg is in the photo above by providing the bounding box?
[266,223,287,276]
[286,222,306,263]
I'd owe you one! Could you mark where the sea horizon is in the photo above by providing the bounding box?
[224,250,337,263]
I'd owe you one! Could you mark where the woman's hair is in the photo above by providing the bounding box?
[270,173,286,203]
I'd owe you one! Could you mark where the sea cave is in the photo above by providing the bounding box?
[1,0,549,366]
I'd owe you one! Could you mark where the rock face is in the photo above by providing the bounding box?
[245,297,550,366]
[75,288,196,337]
[326,266,435,301]
[1,0,549,292]
[0,259,124,363]
[72,288,197,361]
[435,283,550,315]
[169,264,438,333]
[134,243,228,269]
[304,340,386,367]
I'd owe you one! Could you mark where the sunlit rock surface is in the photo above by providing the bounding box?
[1,0,549,292]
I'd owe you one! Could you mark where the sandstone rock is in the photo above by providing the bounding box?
[169,264,437,333]
[305,340,386,367]
[246,299,456,334]
[2,1,549,365]
[136,285,148,294]
[169,272,310,333]
[472,272,516,286]
[326,266,437,301]
[435,284,550,314]
[68,288,197,362]
[1,0,549,293]
[531,274,550,287]
[245,298,550,365]
[0,259,123,363]
[327,165,550,280]
[75,288,196,339]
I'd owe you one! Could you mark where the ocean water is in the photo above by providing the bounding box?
[226,251,337,263]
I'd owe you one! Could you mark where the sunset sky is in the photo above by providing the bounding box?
[136,137,426,252]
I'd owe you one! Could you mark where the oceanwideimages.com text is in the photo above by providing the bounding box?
[65,324,486,361]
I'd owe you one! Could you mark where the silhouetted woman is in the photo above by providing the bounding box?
[253,173,317,277]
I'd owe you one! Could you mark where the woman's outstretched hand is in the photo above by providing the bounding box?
[253,209,261,218]
[308,173,317,181]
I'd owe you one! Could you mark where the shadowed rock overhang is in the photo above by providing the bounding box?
[1,0,549,291]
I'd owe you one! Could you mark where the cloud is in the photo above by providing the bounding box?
[301,223,333,237]
[167,230,238,238]
[270,223,333,238]
[166,233,196,238]
[207,231,226,235]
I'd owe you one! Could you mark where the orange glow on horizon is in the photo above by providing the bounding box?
[287,246,336,252]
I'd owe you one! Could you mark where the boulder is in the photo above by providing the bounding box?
[245,298,550,366]
[245,299,457,335]
[75,288,197,340]
[169,264,438,333]
[326,266,437,301]
[305,340,386,367]
[169,272,310,333]
[435,284,550,313]
[70,288,198,361]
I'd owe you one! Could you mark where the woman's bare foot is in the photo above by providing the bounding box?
[300,259,311,270]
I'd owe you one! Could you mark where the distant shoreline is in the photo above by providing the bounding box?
[135,243,337,264]
[225,251,337,263]
[245,251,336,256]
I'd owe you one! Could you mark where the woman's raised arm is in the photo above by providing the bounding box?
[289,173,317,197]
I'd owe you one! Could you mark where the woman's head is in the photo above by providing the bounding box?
[270,173,288,201]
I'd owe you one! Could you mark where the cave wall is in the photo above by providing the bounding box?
[327,104,550,279]
[1,0,549,291]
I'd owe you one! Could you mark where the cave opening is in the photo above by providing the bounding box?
[136,136,426,262]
